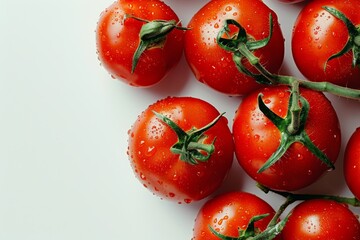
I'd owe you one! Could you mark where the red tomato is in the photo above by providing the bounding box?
[292,0,360,89]
[233,86,341,191]
[282,199,360,239]
[193,191,282,239]
[127,97,234,203]
[96,0,185,87]
[184,0,284,96]
[344,127,360,199]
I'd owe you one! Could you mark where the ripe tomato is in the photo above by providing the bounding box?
[193,191,282,239]
[282,199,360,239]
[127,97,234,203]
[344,127,360,200]
[96,0,185,87]
[233,86,341,191]
[184,0,284,96]
[292,0,360,89]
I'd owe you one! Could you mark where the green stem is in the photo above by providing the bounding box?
[287,81,301,134]
[239,42,360,99]
[259,184,360,208]
[275,190,360,207]
[267,197,295,229]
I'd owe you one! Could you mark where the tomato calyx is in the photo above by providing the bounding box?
[216,15,274,85]
[153,111,224,165]
[126,15,188,73]
[257,84,335,173]
[323,6,360,69]
[209,213,287,240]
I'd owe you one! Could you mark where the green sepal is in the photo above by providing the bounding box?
[323,6,360,69]
[129,16,188,73]
[216,14,275,85]
[153,111,224,165]
[257,89,335,173]
[208,213,286,240]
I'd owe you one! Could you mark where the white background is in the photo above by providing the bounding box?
[1,0,360,239]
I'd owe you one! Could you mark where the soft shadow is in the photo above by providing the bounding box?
[137,55,193,99]
[213,157,247,195]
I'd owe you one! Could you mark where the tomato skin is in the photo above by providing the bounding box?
[184,0,284,96]
[193,192,282,239]
[292,0,360,89]
[127,97,234,203]
[96,0,184,87]
[344,127,360,200]
[282,199,360,239]
[233,86,341,191]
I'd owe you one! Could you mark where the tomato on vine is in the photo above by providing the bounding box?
[233,86,341,191]
[292,0,360,89]
[344,127,360,200]
[192,192,284,240]
[96,0,186,87]
[282,199,360,239]
[127,97,234,203]
[184,0,284,96]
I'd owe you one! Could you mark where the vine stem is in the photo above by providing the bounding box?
[271,189,360,207]
[257,183,360,231]
[237,43,360,100]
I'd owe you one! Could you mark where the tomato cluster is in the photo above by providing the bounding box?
[96,0,360,239]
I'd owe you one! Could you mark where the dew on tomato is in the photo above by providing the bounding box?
[233,86,341,191]
[128,97,234,203]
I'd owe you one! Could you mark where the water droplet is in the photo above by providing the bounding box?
[217,149,224,157]
[264,99,271,104]
[184,199,192,204]
[145,146,156,157]
[168,192,175,198]
[225,6,232,11]
[196,171,204,177]
[140,173,146,180]
[214,23,219,29]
